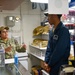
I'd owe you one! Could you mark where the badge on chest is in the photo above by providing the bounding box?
[53,35,58,40]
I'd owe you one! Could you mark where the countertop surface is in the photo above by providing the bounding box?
[1,52,31,75]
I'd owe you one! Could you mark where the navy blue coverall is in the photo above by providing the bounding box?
[45,22,70,75]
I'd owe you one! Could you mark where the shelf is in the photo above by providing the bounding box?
[16,52,28,57]
[41,70,49,75]
[30,45,47,50]
[16,52,28,60]
[63,22,74,25]
[30,52,45,61]
[5,52,28,64]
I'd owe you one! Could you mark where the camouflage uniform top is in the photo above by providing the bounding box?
[0,38,26,59]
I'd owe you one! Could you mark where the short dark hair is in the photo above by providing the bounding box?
[0,31,1,34]
[57,15,62,19]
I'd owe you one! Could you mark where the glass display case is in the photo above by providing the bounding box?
[0,64,21,75]
[0,56,30,75]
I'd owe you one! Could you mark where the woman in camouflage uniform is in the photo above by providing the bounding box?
[0,26,26,59]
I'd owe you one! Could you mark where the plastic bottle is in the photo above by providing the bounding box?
[14,53,18,68]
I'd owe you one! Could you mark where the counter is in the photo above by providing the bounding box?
[18,61,31,75]
[0,52,31,75]
[0,64,21,75]
[0,62,31,75]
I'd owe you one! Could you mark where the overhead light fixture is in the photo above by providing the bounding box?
[30,0,71,3]
[30,0,48,3]
[9,16,20,22]
[9,16,15,21]
[15,16,20,22]
[9,17,13,21]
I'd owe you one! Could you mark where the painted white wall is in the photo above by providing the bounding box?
[0,0,41,72]
[0,0,41,48]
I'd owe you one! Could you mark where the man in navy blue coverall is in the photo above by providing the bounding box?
[44,14,70,75]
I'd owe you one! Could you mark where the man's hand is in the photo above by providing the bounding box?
[5,46,12,53]
[44,62,51,73]
[22,44,26,49]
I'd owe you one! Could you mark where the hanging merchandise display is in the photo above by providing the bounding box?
[5,16,15,27]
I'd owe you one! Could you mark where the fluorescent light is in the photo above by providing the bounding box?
[30,0,71,3]
[9,17,13,21]
[30,0,48,3]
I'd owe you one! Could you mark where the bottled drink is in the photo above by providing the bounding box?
[14,54,18,68]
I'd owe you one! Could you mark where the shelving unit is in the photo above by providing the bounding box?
[29,33,49,75]
[30,45,47,50]
[41,70,49,75]
[29,21,75,74]
[29,45,46,61]
[30,53,44,61]
[29,33,49,59]
[64,23,75,58]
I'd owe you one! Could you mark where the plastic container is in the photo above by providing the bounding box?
[14,54,18,68]
[0,44,5,67]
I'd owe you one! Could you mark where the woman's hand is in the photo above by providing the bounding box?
[22,44,26,49]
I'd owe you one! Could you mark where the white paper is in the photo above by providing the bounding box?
[5,52,28,64]
[48,0,69,14]
[16,52,28,57]
[5,58,14,64]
